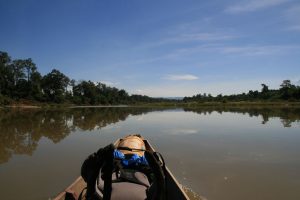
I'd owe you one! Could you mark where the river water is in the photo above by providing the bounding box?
[0,107,300,200]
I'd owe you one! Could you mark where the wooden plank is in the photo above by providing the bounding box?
[53,176,86,200]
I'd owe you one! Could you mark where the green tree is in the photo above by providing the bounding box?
[11,59,26,86]
[30,71,43,100]
[280,80,292,89]
[260,83,270,99]
[261,84,269,93]
[0,52,13,96]
[23,58,36,82]
[42,69,70,103]
[280,80,294,100]
[73,81,98,104]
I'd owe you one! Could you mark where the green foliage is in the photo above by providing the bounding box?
[41,69,70,103]
[1,51,300,106]
[0,51,14,96]
[73,81,131,105]
[0,94,11,105]
[1,51,170,105]
[183,81,300,103]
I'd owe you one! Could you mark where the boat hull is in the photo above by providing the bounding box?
[53,139,190,200]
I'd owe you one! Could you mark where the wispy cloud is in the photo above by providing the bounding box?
[135,89,144,94]
[225,0,290,14]
[144,32,238,49]
[217,45,299,56]
[159,32,237,45]
[163,44,300,59]
[139,19,238,49]
[98,80,119,86]
[284,5,300,31]
[287,25,300,31]
[128,43,299,66]
[164,74,199,81]
[285,4,300,17]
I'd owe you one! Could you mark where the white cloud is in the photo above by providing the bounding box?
[99,80,119,86]
[135,89,144,94]
[137,19,238,49]
[164,44,300,59]
[128,43,299,66]
[164,74,199,81]
[146,32,238,48]
[225,0,290,14]
[217,45,298,56]
[164,32,237,44]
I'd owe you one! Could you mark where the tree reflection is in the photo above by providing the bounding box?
[1,107,300,164]
[184,107,300,127]
[0,107,158,164]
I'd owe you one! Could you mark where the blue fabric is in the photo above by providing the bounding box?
[113,150,148,167]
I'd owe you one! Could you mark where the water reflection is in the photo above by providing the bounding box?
[1,106,300,200]
[0,107,160,164]
[184,107,300,127]
[1,106,300,164]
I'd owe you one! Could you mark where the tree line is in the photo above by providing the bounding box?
[183,80,300,103]
[0,51,168,105]
[1,51,300,105]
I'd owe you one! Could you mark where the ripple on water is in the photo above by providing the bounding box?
[183,186,206,200]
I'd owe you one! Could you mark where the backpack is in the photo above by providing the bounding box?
[80,144,166,200]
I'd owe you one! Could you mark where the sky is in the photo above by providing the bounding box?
[1,0,300,97]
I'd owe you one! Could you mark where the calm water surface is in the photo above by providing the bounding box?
[1,107,300,200]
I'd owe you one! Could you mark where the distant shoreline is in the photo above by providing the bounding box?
[1,101,300,109]
[70,105,129,108]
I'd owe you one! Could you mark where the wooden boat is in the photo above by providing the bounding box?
[53,139,190,200]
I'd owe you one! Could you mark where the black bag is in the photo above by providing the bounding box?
[80,144,166,200]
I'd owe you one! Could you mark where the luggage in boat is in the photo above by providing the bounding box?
[53,135,190,200]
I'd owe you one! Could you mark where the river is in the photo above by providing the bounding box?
[0,107,300,200]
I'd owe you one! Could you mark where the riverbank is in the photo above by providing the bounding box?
[141,101,300,108]
[2,101,300,110]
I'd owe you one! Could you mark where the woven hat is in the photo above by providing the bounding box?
[118,134,145,157]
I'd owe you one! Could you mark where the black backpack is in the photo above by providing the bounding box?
[80,144,166,200]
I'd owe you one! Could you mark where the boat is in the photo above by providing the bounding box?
[53,138,190,200]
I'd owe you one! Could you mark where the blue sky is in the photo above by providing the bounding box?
[1,0,300,97]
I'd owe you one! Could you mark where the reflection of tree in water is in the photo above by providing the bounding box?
[2,106,299,164]
[0,109,73,164]
[72,107,158,131]
[0,107,159,164]
[184,107,300,127]
[40,110,74,143]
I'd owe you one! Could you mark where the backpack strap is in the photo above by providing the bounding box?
[144,151,166,200]
[81,143,115,200]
